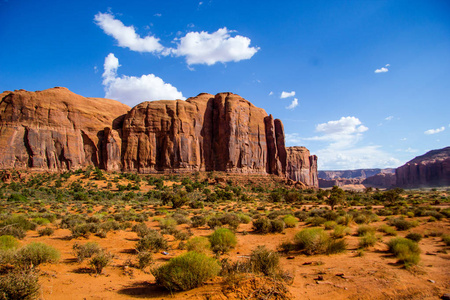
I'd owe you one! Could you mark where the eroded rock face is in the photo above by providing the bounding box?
[395,147,450,188]
[0,88,319,187]
[0,87,130,170]
[286,146,318,188]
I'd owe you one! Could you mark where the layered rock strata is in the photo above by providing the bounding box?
[396,147,450,188]
[0,88,318,187]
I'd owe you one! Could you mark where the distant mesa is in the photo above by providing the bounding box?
[0,87,318,188]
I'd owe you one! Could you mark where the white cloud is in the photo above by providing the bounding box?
[285,116,400,169]
[102,53,184,106]
[94,12,164,53]
[280,91,295,98]
[374,67,388,73]
[170,27,259,65]
[424,126,445,135]
[95,13,259,66]
[286,98,298,110]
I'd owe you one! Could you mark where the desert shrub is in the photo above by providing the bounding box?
[0,269,40,300]
[73,242,102,262]
[252,217,272,234]
[283,215,298,228]
[151,251,220,292]
[323,221,337,230]
[90,251,113,274]
[209,228,237,255]
[136,231,168,253]
[137,251,153,269]
[0,235,19,251]
[388,218,415,231]
[306,216,326,226]
[186,236,211,254]
[377,224,397,236]
[442,234,450,246]
[0,226,26,240]
[405,233,422,242]
[38,227,54,237]
[331,225,351,239]
[17,242,60,267]
[293,228,329,255]
[249,245,280,276]
[358,233,377,249]
[190,215,207,228]
[270,220,285,233]
[386,237,420,267]
[356,225,375,237]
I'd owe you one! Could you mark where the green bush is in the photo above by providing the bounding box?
[386,237,420,268]
[73,242,102,262]
[358,233,377,249]
[356,225,375,237]
[0,270,40,300]
[151,251,220,291]
[136,231,168,253]
[17,242,60,267]
[293,228,329,255]
[0,235,19,251]
[209,228,237,255]
[405,233,422,242]
[186,236,211,254]
[249,245,280,276]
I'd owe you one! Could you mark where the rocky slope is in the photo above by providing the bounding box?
[0,88,318,187]
[395,147,450,188]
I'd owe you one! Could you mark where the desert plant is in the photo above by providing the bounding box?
[73,242,102,262]
[358,233,377,249]
[90,251,113,274]
[0,235,19,251]
[151,251,220,291]
[17,242,60,267]
[0,269,40,300]
[137,251,153,269]
[209,228,237,255]
[186,236,211,254]
[405,233,422,242]
[136,231,168,253]
[249,245,280,276]
[386,237,420,268]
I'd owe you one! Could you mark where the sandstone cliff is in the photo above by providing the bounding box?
[0,88,318,187]
[395,147,450,188]
[0,87,130,170]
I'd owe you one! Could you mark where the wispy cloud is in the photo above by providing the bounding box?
[285,98,298,110]
[280,91,295,98]
[374,63,390,73]
[94,12,165,53]
[286,116,401,169]
[102,53,184,106]
[424,126,445,135]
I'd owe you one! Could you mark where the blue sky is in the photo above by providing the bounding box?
[1,0,449,170]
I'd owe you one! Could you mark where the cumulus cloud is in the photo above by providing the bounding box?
[94,12,164,53]
[95,13,259,66]
[102,53,184,106]
[374,64,390,73]
[170,27,259,65]
[286,98,298,110]
[285,116,400,169]
[280,91,295,98]
[424,126,445,135]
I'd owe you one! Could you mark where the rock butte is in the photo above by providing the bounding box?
[0,88,318,187]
